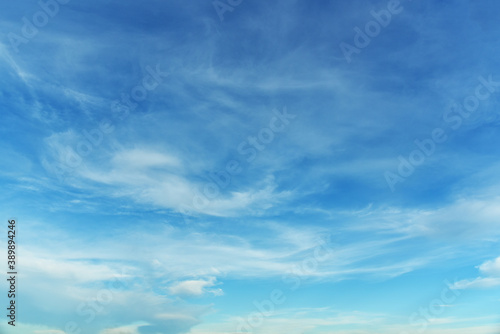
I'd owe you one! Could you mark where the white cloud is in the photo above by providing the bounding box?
[100,322,149,334]
[478,256,500,276]
[112,148,182,169]
[0,323,67,334]
[155,313,199,321]
[341,194,500,241]
[168,277,223,296]
[42,140,293,216]
[188,308,500,334]
[21,251,129,284]
[452,256,500,289]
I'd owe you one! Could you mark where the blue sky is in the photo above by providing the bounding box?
[1,0,500,333]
